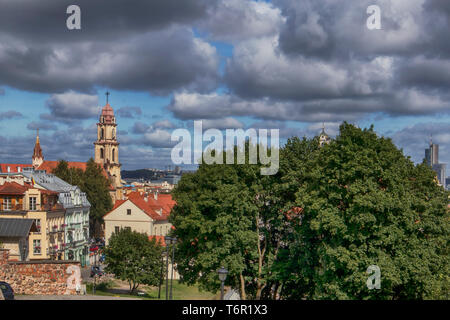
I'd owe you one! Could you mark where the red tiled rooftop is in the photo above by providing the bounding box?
[0,182,32,195]
[0,164,33,173]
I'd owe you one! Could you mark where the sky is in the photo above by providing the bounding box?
[0,0,449,170]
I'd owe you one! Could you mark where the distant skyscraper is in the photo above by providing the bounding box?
[425,139,446,186]
[425,139,439,165]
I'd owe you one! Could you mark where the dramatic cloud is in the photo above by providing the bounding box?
[0,111,23,121]
[41,91,100,123]
[27,121,58,131]
[0,0,215,42]
[198,0,285,43]
[116,106,142,118]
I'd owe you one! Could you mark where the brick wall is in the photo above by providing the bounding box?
[0,260,81,295]
[0,249,9,265]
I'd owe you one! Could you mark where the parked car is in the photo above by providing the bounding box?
[90,266,104,277]
[0,281,14,300]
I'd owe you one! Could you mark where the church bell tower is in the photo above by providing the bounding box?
[94,92,122,188]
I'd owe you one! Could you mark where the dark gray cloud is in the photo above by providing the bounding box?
[0,0,216,42]
[197,0,284,43]
[41,91,99,124]
[0,111,23,120]
[0,0,220,95]
[131,122,150,134]
[0,87,5,95]
[116,106,142,118]
[27,121,58,131]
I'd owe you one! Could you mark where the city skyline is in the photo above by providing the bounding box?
[0,0,449,170]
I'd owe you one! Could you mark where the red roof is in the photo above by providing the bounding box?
[104,192,176,221]
[148,235,166,246]
[100,103,115,123]
[0,164,33,173]
[37,160,88,172]
[0,182,32,195]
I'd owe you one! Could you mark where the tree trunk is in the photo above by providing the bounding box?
[239,272,246,300]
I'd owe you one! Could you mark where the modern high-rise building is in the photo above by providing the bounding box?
[425,140,447,186]
[425,141,439,165]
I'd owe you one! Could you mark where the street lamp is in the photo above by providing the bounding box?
[164,236,172,300]
[169,236,177,300]
[218,266,228,300]
[158,251,165,299]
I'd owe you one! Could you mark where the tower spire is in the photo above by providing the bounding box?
[106,91,110,104]
[32,129,44,169]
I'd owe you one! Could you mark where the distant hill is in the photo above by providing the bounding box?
[122,169,158,180]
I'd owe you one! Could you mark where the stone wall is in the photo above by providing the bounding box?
[0,258,81,295]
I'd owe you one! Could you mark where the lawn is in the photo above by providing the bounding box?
[86,279,219,300]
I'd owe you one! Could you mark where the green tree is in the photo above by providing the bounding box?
[52,158,113,237]
[276,123,449,299]
[104,228,164,293]
[83,158,113,233]
[170,144,284,300]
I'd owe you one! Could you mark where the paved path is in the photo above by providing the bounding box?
[15,294,140,300]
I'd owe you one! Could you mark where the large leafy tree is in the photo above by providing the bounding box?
[83,158,113,230]
[52,158,113,236]
[276,123,449,299]
[170,145,284,300]
[104,229,164,293]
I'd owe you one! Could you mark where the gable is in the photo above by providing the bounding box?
[103,199,153,222]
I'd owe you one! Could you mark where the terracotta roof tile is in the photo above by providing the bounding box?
[0,182,32,195]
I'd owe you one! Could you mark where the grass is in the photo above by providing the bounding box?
[85,279,219,300]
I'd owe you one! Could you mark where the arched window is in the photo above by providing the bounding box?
[100,128,104,140]
[100,148,104,159]
[112,148,115,162]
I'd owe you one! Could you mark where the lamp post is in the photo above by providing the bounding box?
[158,251,165,299]
[218,266,228,300]
[164,236,172,300]
[169,236,177,300]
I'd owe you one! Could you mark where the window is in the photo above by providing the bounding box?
[100,148,104,159]
[34,219,41,233]
[100,128,104,139]
[127,209,131,215]
[125,227,131,232]
[29,197,37,211]
[3,196,12,210]
[33,239,41,254]
[112,149,115,162]
[115,226,120,234]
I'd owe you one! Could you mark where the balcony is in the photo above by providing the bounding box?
[0,204,26,213]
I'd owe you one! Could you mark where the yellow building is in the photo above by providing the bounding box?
[0,176,65,260]
[103,191,175,245]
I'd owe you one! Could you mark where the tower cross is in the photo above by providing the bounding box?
[106,91,110,104]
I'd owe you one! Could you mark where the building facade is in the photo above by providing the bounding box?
[0,168,91,266]
[103,191,175,245]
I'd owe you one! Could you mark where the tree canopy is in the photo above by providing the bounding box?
[104,228,164,293]
[52,158,113,235]
[170,123,449,300]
